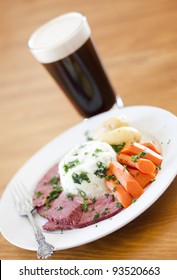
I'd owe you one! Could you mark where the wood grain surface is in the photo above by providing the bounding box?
[0,0,177,260]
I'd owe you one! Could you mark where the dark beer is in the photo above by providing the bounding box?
[43,38,116,117]
[28,13,116,117]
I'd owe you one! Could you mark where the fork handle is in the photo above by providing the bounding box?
[27,211,44,240]
[27,211,55,258]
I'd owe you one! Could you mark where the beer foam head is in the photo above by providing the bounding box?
[28,12,91,63]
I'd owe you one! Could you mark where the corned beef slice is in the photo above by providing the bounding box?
[33,164,59,207]
[33,164,123,231]
[38,192,83,230]
[77,194,123,228]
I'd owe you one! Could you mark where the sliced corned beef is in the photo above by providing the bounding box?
[33,164,59,207]
[33,164,124,231]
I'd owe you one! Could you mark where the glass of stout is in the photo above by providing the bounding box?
[28,12,123,118]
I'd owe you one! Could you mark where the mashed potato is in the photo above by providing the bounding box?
[59,141,116,198]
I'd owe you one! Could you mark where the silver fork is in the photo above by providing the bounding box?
[11,182,55,259]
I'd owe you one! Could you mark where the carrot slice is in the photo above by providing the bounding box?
[128,167,156,188]
[141,142,160,154]
[121,142,163,166]
[109,161,144,198]
[117,153,156,174]
[105,171,133,208]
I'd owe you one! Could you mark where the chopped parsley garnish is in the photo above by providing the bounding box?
[35,191,42,197]
[94,161,108,178]
[93,212,100,220]
[49,176,59,185]
[67,193,74,200]
[45,185,63,209]
[77,188,87,199]
[92,148,103,157]
[151,178,156,182]
[77,188,88,212]
[82,200,88,212]
[101,207,109,216]
[64,159,80,172]
[105,174,116,181]
[156,165,162,170]
[130,152,147,162]
[116,202,122,208]
[113,187,117,192]
[72,171,90,184]
[111,142,125,153]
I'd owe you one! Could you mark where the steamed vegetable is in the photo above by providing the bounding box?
[141,142,161,154]
[121,142,163,166]
[117,153,156,174]
[94,126,141,145]
[109,161,144,198]
[128,168,156,188]
[105,170,133,208]
[94,115,141,145]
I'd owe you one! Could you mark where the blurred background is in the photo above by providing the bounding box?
[1,0,177,201]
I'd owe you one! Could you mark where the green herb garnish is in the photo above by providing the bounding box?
[151,178,156,182]
[93,212,100,221]
[156,165,162,170]
[92,148,103,157]
[35,191,42,197]
[94,161,108,178]
[111,142,125,153]
[49,176,59,185]
[45,185,63,209]
[67,193,74,200]
[77,188,87,199]
[105,174,116,181]
[77,188,88,212]
[72,171,90,184]
[130,152,147,162]
[63,159,80,172]
[116,202,122,208]
[82,200,88,212]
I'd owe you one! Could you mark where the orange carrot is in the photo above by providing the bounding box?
[105,171,133,208]
[128,167,156,188]
[117,153,156,174]
[141,142,160,154]
[121,142,163,166]
[109,161,144,198]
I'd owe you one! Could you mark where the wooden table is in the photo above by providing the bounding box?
[0,0,177,260]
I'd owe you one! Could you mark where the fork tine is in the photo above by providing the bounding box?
[10,185,22,213]
[17,182,30,201]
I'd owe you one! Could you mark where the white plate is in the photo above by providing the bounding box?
[0,106,177,251]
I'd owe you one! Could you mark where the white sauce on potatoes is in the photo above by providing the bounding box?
[59,141,116,198]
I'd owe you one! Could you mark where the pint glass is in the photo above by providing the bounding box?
[28,12,118,117]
